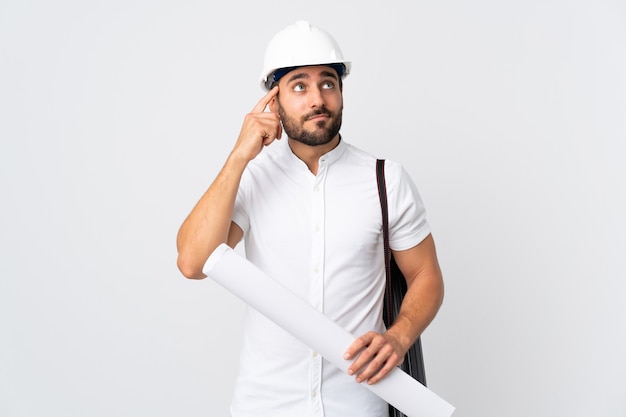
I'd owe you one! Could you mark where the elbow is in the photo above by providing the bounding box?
[437,284,445,309]
[434,276,445,314]
[176,253,207,280]
[435,272,445,308]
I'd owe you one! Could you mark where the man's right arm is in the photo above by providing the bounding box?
[176,87,281,279]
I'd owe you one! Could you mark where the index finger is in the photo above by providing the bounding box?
[343,331,375,360]
[251,86,279,113]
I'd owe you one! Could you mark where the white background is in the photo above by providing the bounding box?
[1,1,625,416]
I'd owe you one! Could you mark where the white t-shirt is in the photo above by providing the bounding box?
[230,138,430,417]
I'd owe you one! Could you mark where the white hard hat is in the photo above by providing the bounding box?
[260,20,351,90]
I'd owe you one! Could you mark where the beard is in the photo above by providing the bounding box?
[277,103,342,147]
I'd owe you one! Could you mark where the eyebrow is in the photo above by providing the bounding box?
[285,69,339,85]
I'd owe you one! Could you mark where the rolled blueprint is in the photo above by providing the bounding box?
[204,244,455,417]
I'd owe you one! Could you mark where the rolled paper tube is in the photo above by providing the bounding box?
[204,244,455,417]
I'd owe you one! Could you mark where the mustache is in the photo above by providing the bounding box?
[304,109,331,120]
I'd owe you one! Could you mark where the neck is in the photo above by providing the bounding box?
[288,135,340,175]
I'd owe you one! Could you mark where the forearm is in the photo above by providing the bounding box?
[176,87,281,278]
[176,152,248,279]
[385,267,444,353]
[343,235,444,385]
[385,235,444,353]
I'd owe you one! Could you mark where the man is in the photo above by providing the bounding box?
[176,20,444,417]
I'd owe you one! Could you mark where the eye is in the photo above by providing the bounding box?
[292,83,305,92]
[322,81,335,89]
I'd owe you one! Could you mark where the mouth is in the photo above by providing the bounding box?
[306,112,330,122]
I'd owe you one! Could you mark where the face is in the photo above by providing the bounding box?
[273,66,343,147]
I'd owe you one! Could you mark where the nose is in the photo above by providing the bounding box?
[308,85,324,108]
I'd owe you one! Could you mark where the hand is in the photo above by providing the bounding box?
[231,86,282,163]
[343,331,405,385]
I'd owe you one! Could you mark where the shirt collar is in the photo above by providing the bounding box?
[280,136,347,174]
[318,135,346,167]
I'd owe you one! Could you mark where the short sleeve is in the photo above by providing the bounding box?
[232,170,251,235]
[385,161,431,251]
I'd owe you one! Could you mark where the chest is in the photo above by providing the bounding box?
[247,168,383,259]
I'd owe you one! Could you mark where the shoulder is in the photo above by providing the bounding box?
[341,141,405,172]
[382,159,407,183]
[370,154,406,187]
[336,141,412,187]
[375,157,421,203]
[242,139,289,180]
[339,141,384,171]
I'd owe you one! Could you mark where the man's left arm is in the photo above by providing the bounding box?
[343,233,444,384]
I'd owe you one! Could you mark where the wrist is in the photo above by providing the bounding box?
[385,319,418,353]
[226,149,252,170]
